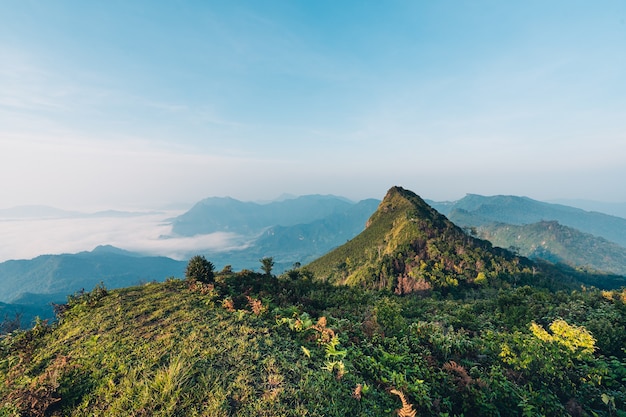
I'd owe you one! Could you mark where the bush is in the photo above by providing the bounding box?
[185,255,215,284]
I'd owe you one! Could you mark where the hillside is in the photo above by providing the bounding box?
[436,194,626,247]
[476,221,626,276]
[2,265,625,415]
[0,246,185,304]
[307,186,547,293]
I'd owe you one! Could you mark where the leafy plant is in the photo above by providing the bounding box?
[185,255,215,284]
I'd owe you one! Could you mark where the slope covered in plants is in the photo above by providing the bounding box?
[308,187,557,293]
[2,266,625,416]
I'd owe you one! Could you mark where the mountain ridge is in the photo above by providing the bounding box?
[307,186,540,292]
[435,194,626,247]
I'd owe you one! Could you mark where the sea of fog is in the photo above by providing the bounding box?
[0,211,248,263]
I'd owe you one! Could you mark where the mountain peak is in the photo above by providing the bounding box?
[366,186,444,228]
[308,186,535,293]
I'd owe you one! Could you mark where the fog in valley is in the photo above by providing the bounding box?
[0,210,248,263]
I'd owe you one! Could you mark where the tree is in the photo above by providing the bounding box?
[219,265,233,275]
[260,257,275,276]
[185,255,215,283]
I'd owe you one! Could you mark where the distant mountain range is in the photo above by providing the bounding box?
[170,194,357,236]
[0,205,160,219]
[428,194,626,247]
[0,245,186,325]
[549,198,626,219]
[475,220,626,276]
[168,195,380,271]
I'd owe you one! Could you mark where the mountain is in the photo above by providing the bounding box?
[307,187,626,293]
[0,245,186,304]
[205,198,381,272]
[549,198,626,219]
[307,186,547,293]
[436,194,626,247]
[476,221,626,276]
[0,205,81,219]
[0,205,159,219]
[2,187,625,415]
[170,194,356,236]
[0,300,52,332]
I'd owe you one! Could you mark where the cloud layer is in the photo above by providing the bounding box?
[0,211,248,263]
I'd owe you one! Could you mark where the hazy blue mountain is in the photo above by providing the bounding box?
[0,205,161,219]
[1,297,60,331]
[548,199,626,219]
[170,194,355,236]
[436,194,626,247]
[207,198,381,272]
[0,245,186,304]
[0,205,81,219]
[87,210,163,218]
[189,198,380,273]
[477,220,626,276]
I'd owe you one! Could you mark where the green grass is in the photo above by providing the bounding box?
[0,279,391,416]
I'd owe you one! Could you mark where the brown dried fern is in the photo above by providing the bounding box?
[246,295,266,315]
[390,388,417,417]
[309,316,335,343]
[443,360,473,390]
[221,298,235,312]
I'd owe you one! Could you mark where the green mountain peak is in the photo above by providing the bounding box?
[307,186,536,293]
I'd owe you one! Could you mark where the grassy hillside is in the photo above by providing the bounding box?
[2,268,625,416]
[477,221,626,276]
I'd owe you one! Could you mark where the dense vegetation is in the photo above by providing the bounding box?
[2,186,625,416]
[1,269,625,416]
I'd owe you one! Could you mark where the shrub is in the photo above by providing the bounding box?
[185,255,215,284]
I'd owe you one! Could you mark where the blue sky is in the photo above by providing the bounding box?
[1,1,625,209]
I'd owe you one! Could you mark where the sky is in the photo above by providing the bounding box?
[1,0,626,211]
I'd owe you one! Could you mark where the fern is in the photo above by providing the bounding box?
[324,335,347,359]
[390,389,417,417]
[322,360,346,379]
[442,360,473,390]
[301,346,311,358]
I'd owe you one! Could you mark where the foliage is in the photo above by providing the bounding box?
[260,257,275,276]
[2,271,623,416]
[185,255,215,284]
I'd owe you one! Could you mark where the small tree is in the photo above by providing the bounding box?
[185,255,215,284]
[219,264,233,275]
[260,257,275,276]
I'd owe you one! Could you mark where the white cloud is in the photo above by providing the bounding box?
[0,211,249,263]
